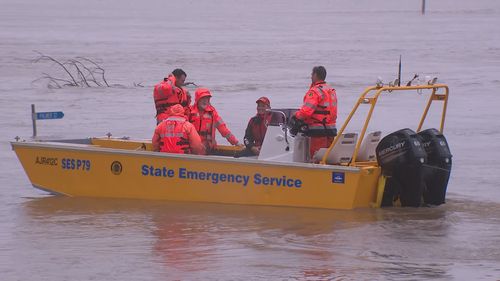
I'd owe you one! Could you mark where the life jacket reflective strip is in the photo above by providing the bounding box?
[214,119,223,128]
[158,116,191,154]
[161,132,185,137]
[168,117,185,121]
[303,102,317,110]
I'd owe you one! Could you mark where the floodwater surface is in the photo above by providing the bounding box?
[1,0,500,280]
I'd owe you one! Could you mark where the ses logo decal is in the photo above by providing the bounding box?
[332,172,345,184]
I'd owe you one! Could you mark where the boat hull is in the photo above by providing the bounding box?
[12,140,381,209]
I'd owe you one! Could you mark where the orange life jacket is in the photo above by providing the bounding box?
[153,75,190,120]
[157,116,191,154]
[296,81,338,136]
[189,88,239,151]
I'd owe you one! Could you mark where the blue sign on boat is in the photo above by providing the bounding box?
[36,111,64,120]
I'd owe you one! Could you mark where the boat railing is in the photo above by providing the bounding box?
[320,83,449,166]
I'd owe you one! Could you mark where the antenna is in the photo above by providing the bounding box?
[398,55,402,87]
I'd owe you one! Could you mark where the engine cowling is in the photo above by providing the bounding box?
[418,128,452,205]
[376,128,427,207]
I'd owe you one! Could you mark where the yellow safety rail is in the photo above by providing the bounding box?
[320,84,449,165]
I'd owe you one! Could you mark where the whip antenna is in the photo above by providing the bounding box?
[398,55,402,87]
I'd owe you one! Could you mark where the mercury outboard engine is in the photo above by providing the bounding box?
[376,128,427,207]
[418,128,452,205]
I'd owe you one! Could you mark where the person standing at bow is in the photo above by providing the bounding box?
[153,68,191,124]
[152,104,204,155]
[189,88,242,154]
[291,66,338,158]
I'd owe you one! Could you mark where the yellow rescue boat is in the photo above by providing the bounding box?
[11,83,451,209]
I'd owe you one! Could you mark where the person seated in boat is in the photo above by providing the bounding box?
[152,104,205,155]
[189,88,243,154]
[290,66,338,158]
[153,68,191,124]
[239,97,272,156]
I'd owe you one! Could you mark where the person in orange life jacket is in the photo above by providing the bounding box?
[153,68,192,124]
[290,66,338,158]
[152,104,204,155]
[242,97,272,156]
[189,88,242,154]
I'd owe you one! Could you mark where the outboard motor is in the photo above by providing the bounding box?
[376,128,427,207]
[418,128,452,205]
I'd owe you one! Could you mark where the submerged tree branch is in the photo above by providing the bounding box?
[32,51,128,89]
